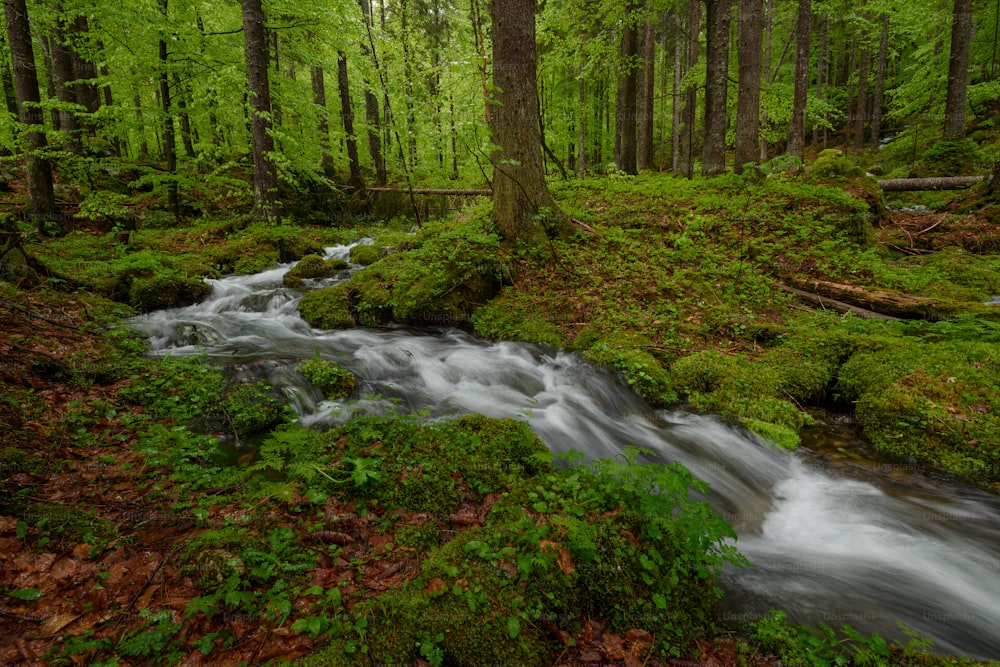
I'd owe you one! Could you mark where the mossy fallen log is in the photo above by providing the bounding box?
[785,278,956,320]
[877,176,983,191]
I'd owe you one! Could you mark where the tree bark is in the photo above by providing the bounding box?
[49,16,80,153]
[312,65,333,173]
[870,14,889,150]
[735,0,763,174]
[615,0,640,175]
[944,0,973,139]
[702,0,731,176]
[786,0,810,160]
[0,29,19,119]
[3,0,57,233]
[853,41,869,155]
[173,74,196,158]
[357,0,386,186]
[241,0,279,221]
[337,53,363,190]
[490,0,566,243]
[681,0,700,177]
[671,9,683,173]
[68,16,100,115]
[878,176,983,191]
[577,61,586,178]
[637,17,655,171]
[158,0,179,223]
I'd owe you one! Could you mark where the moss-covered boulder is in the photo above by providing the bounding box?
[297,284,356,330]
[128,274,211,312]
[210,224,325,274]
[348,243,382,266]
[205,381,290,439]
[296,354,356,399]
[282,254,346,287]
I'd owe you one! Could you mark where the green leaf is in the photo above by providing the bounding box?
[8,588,41,601]
[506,615,520,639]
[652,592,667,609]
[15,520,26,540]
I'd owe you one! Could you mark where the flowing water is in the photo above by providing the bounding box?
[130,243,1000,660]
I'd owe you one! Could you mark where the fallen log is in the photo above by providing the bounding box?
[877,176,983,192]
[787,277,950,320]
[775,283,902,320]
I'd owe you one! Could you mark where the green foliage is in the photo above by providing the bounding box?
[915,139,991,177]
[117,357,224,423]
[298,285,357,330]
[297,353,357,399]
[282,254,343,288]
[348,243,383,266]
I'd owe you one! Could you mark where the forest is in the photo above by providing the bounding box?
[2,0,1000,665]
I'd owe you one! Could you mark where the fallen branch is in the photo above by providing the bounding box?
[878,176,983,191]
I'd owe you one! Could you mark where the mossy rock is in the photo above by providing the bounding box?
[184,549,246,592]
[472,302,567,347]
[128,274,211,312]
[582,332,676,406]
[216,382,290,437]
[349,243,382,266]
[283,254,332,287]
[809,149,865,179]
[296,355,356,399]
[298,285,356,330]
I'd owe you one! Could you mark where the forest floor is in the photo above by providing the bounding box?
[2,168,1000,666]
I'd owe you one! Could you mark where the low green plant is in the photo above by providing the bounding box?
[297,353,357,399]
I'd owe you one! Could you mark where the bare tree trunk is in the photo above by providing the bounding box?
[577,61,587,178]
[337,53,363,190]
[158,0,179,222]
[0,30,19,118]
[637,17,655,171]
[4,0,57,233]
[173,74,196,158]
[312,65,333,173]
[490,0,566,242]
[870,14,889,150]
[241,0,279,221]
[68,16,100,115]
[735,0,763,174]
[944,0,973,139]
[615,0,641,174]
[681,0,700,177]
[759,0,772,161]
[787,0,811,160]
[671,9,682,173]
[450,94,459,179]
[854,41,868,155]
[358,0,386,186]
[702,0,731,176]
[49,16,80,153]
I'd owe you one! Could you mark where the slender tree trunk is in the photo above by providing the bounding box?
[819,10,829,147]
[0,30,19,119]
[615,0,641,174]
[787,0,811,160]
[577,60,587,178]
[133,89,149,160]
[490,0,566,242]
[400,0,417,167]
[450,94,459,179]
[49,17,80,153]
[173,74,195,158]
[854,42,869,155]
[944,0,973,139]
[870,14,889,149]
[241,0,279,221]
[311,65,333,173]
[681,0,701,177]
[735,0,763,174]
[337,53,363,189]
[357,0,386,186]
[702,0,731,176]
[813,9,826,147]
[844,30,857,147]
[3,0,57,232]
[671,9,683,173]
[158,0,180,222]
[760,0,772,160]
[637,17,655,171]
[69,16,100,115]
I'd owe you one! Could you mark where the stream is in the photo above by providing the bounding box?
[130,243,1000,660]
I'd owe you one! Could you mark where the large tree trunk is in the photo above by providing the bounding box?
[241,0,279,221]
[637,17,655,171]
[3,0,57,233]
[943,0,973,139]
[337,53,363,190]
[615,0,640,175]
[787,0,811,160]
[357,0,386,186]
[490,0,566,243]
[680,0,700,177]
[702,0,731,176]
[311,65,333,174]
[870,14,889,150]
[735,0,763,174]
[158,0,179,223]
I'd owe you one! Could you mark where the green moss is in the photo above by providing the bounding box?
[128,274,211,312]
[296,354,356,399]
[743,419,800,450]
[218,382,291,438]
[916,138,990,177]
[348,243,382,266]
[283,254,334,287]
[472,302,568,347]
[297,285,356,330]
[809,149,866,178]
[582,332,676,406]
